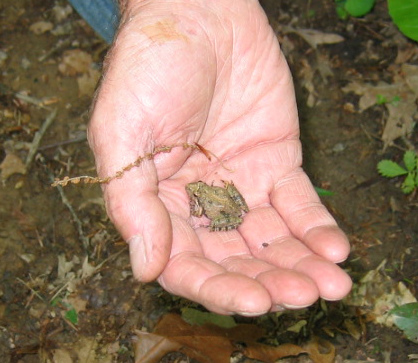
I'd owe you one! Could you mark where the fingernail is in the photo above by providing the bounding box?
[281,303,312,310]
[271,305,286,312]
[232,310,269,317]
[128,234,150,281]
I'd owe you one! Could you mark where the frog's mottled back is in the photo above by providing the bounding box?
[185,180,248,231]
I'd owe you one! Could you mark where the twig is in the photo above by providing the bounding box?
[95,245,128,271]
[50,141,229,187]
[16,277,45,303]
[14,92,56,109]
[49,279,73,303]
[54,181,90,251]
[51,142,200,187]
[38,38,72,62]
[62,317,79,332]
[38,133,87,151]
[26,108,57,168]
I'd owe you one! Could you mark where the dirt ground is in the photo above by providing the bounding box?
[0,0,417,362]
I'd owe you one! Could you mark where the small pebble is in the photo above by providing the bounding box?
[332,143,346,153]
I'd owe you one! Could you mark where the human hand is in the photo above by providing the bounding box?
[88,0,352,315]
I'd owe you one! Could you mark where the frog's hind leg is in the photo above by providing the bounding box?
[209,213,243,232]
[222,180,249,213]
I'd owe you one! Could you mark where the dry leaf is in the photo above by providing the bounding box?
[58,49,93,76]
[66,294,88,314]
[402,63,418,95]
[0,153,26,180]
[395,44,418,64]
[74,337,98,363]
[304,337,335,363]
[57,254,75,281]
[134,331,183,363]
[134,314,263,363]
[133,313,334,363]
[52,349,73,363]
[342,76,417,148]
[79,256,98,279]
[77,68,101,96]
[282,25,344,49]
[344,259,417,326]
[52,4,73,22]
[243,343,306,363]
[298,59,317,107]
[342,81,398,112]
[153,313,264,341]
[382,101,416,147]
[29,21,53,34]
[343,319,362,340]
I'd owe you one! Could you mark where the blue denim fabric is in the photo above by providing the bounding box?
[68,0,120,43]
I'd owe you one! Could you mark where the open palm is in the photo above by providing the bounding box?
[88,0,351,315]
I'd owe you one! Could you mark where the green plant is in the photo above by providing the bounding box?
[376,94,400,106]
[389,302,418,343]
[181,307,237,328]
[377,150,418,194]
[315,186,335,196]
[388,0,418,42]
[51,297,79,325]
[335,0,418,41]
[335,0,376,19]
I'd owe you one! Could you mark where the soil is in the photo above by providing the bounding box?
[0,0,416,362]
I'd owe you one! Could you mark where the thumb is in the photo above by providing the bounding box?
[102,168,173,282]
[88,87,173,282]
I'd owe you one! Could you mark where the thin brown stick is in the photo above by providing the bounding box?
[26,108,57,168]
[51,142,197,187]
[51,142,231,188]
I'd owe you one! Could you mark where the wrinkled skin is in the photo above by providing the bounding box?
[88,0,352,315]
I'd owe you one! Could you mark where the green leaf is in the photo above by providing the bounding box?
[403,150,417,172]
[336,3,349,19]
[181,308,236,328]
[376,94,387,104]
[50,298,61,307]
[402,172,416,194]
[377,160,408,177]
[314,186,335,196]
[344,0,376,17]
[65,308,78,325]
[389,303,418,343]
[388,0,418,41]
[307,9,316,18]
[390,95,401,105]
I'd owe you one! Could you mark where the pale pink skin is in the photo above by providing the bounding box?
[88,0,352,315]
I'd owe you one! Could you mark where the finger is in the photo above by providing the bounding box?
[88,86,178,283]
[104,167,172,282]
[160,256,272,315]
[239,206,314,268]
[188,222,320,309]
[236,206,322,307]
[239,206,351,301]
[271,168,351,263]
[221,256,319,309]
[256,269,319,309]
[159,217,272,315]
[195,227,251,262]
[257,241,351,300]
[294,255,352,300]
